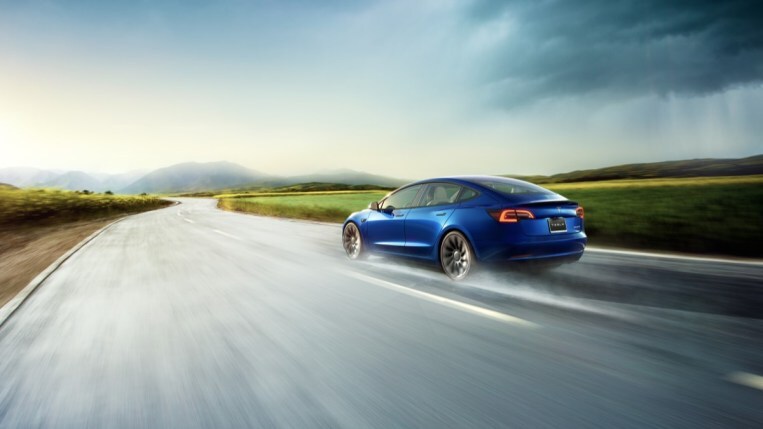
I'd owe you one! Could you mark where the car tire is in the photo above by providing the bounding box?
[342,222,366,260]
[439,231,474,280]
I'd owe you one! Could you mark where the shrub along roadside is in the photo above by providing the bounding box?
[0,188,172,228]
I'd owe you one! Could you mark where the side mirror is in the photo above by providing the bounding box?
[368,201,379,211]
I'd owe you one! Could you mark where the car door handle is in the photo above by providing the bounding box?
[395,213,405,217]
[435,212,447,216]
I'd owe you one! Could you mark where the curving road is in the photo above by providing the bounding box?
[0,198,761,428]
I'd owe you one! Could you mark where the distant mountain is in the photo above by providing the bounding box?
[506,155,763,184]
[278,169,407,188]
[0,183,18,190]
[0,167,60,187]
[0,163,405,194]
[11,154,757,195]
[96,170,149,191]
[40,171,103,191]
[0,167,144,192]
[120,161,269,194]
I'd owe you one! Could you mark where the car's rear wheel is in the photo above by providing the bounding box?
[342,222,365,260]
[440,231,473,280]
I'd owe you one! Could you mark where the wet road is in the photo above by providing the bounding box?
[0,198,761,428]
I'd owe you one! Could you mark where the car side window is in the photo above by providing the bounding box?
[457,187,478,202]
[380,185,424,210]
[418,183,462,207]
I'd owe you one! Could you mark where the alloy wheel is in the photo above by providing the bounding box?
[342,223,363,259]
[440,232,472,280]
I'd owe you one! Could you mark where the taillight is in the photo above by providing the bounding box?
[576,206,584,219]
[488,209,535,223]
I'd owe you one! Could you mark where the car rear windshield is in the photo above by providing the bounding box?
[474,178,554,197]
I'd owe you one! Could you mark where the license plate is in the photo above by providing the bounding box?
[548,217,567,233]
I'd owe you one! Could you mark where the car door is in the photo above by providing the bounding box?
[404,182,462,258]
[365,184,425,255]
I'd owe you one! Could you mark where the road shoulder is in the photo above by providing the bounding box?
[0,218,124,324]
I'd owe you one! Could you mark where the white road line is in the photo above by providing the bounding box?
[727,372,763,390]
[212,229,240,240]
[343,271,537,327]
[586,247,763,266]
[184,218,195,224]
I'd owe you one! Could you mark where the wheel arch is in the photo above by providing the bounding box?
[343,210,369,236]
[435,226,480,263]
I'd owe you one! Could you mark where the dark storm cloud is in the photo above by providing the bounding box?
[466,0,763,106]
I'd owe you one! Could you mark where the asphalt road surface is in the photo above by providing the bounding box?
[0,198,761,428]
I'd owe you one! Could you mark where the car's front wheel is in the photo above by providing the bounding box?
[342,222,365,260]
[440,231,473,280]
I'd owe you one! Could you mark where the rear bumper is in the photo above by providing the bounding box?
[477,232,587,264]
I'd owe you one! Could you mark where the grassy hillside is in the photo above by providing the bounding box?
[0,188,171,227]
[219,176,763,257]
[0,183,18,190]
[507,154,763,184]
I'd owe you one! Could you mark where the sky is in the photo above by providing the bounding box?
[1,0,761,177]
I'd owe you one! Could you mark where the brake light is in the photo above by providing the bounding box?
[576,206,584,219]
[488,209,535,223]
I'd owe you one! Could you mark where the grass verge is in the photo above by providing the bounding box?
[218,176,763,258]
[218,191,386,223]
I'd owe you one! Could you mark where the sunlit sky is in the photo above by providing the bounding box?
[1,0,761,177]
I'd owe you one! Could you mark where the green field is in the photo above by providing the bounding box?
[219,176,763,257]
[218,191,387,223]
[546,180,762,256]
[0,188,171,227]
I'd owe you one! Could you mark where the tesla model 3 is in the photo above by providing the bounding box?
[342,176,587,280]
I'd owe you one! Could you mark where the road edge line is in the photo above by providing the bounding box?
[0,217,127,329]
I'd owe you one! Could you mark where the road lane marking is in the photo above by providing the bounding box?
[212,229,240,240]
[343,271,537,327]
[184,218,195,224]
[727,372,763,390]
[586,247,763,266]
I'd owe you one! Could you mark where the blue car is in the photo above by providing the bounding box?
[342,176,587,280]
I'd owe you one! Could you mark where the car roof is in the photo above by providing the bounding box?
[408,175,535,189]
